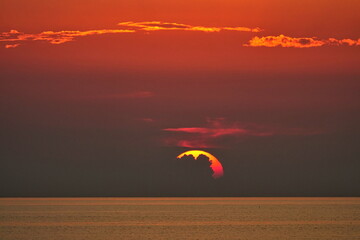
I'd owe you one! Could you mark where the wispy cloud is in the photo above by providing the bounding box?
[1,21,262,48]
[5,43,20,48]
[163,118,322,148]
[3,23,357,49]
[164,127,248,137]
[245,34,360,48]
[0,29,135,47]
[118,21,262,33]
[140,118,156,123]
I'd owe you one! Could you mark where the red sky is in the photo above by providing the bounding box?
[0,0,359,196]
[1,0,360,71]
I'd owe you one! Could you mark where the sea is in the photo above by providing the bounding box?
[1,197,359,239]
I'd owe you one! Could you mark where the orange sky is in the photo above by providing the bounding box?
[1,0,359,35]
[1,0,359,73]
[0,0,360,196]
[0,1,359,76]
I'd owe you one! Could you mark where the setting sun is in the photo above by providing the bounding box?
[177,150,224,179]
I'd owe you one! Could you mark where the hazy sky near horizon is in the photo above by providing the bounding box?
[1,0,359,196]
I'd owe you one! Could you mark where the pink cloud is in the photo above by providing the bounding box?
[140,118,156,123]
[164,139,218,149]
[164,127,248,137]
[163,118,322,148]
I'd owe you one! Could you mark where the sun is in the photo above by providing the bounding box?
[177,150,224,179]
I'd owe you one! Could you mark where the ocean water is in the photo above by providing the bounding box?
[0,198,359,240]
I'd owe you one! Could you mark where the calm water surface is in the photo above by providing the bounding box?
[1,198,359,239]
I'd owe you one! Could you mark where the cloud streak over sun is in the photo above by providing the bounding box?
[245,34,360,48]
[163,118,322,148]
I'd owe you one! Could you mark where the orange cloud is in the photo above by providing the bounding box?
[118,21,262,33]
[1,21,262,48]
[2,22,359,49]
[328,38,360,46]
[245,34,360,48]
[0,29,135,47]
[5,43,20,48]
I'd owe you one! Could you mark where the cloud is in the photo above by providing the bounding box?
[328,38,360,46]
[118,21,262,33]
[170,140,214,149]
[140,118,156,123]
[5,43,20,48]
[245,34,360,48]
[164,127,248,137]
[0,29,135,47]
[1,21,262,48]
[2,22,359,49]
[163,118,322,148]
